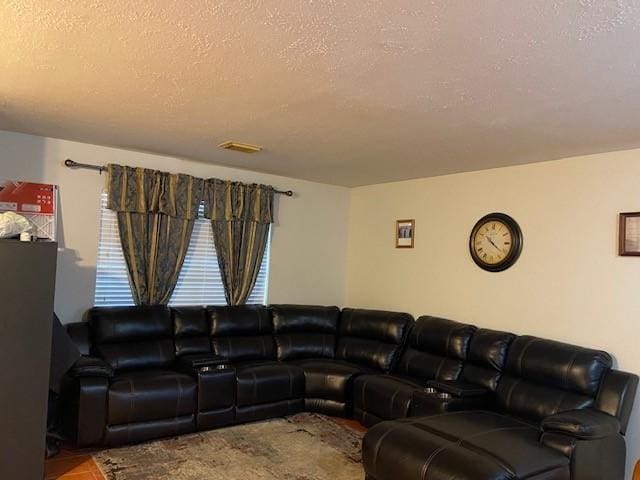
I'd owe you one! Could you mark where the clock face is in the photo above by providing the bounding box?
[469,213,522,272]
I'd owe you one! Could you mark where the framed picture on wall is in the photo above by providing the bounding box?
[619,212,640,256]
[396,219,415,248]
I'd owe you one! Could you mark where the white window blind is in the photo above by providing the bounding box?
[94,192,270,307]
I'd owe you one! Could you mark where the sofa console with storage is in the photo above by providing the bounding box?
[61,304,638,480]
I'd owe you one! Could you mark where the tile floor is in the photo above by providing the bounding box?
[44,418,367,479]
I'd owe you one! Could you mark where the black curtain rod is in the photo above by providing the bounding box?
[63,159,294,197]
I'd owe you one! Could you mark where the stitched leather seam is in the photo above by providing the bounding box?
[388,389,401,419]
[504,377,522,410]
[411,421,529,478]
[252,370,258,404]
[322,369,328,398]
[127,378,135,426]
[374,342,384,371]
[564,350,579,392]
[551,390,567,416]
[458,428,532,477]
[444,328,452,357]
[371,423,399,478]
[127,377,135,444]
[257,309,262,334]
[410,421,463,443]
[516,337,536,377]
[176,375,183,419]
[419,437,454,479]
[361,377,369,413]
[519,463,567,478]
[435,358,445,380]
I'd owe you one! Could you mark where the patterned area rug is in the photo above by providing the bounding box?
[93,413,365,480]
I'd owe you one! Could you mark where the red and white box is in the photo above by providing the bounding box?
[0,180,58,240]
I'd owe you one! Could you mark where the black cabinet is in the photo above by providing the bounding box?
[0,241,57,479]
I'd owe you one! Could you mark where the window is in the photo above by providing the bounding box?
[94,192,270,307]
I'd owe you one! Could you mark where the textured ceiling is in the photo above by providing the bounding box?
[2,1,640,186]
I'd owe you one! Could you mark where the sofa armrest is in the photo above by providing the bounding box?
[541,409,620,440]
[68,356,114,378]
[426,380,490,398]
[66,322,91,356]
[60,374,109,447]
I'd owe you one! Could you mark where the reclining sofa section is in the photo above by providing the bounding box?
[61,304,638,480]
[362,335,638,480]
[62,304,412,446]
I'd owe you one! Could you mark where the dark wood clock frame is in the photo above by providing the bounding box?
[469,212,523,272]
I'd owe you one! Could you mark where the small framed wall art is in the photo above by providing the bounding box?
[619,212,640,256]
[396,219,415,248]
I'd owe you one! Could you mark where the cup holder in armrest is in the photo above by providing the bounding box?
[177,354,230,374]
[422,387,452,400]
[200,364,230,373]
[426,380,490,398]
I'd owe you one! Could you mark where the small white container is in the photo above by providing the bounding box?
[20,231,31,242]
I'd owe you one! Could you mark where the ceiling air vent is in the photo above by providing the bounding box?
[218,141,262,154]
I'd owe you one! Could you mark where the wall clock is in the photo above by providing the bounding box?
[469,213,523,272]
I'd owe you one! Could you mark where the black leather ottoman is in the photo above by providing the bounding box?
[362,411,570,480]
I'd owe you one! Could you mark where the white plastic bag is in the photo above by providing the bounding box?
[0,211,32,238]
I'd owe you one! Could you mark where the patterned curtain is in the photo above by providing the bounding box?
[203,179,274,305]
[107,164,203,305]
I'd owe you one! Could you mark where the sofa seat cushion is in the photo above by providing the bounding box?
[289,359,373,403]
[363,410,570,480]
[235,362,304,407]
[353,374,422,423]
[108,370,197,426]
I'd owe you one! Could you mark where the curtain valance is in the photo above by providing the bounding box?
[107,164,275,223]
[107,164,203,220]
[105,162,275,306]
[203,179,274,224]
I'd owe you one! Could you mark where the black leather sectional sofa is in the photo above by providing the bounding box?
[61,304,638,480]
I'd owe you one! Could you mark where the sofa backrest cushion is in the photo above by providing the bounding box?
[172,307,211,357]
[207,305,274,362]
[496,335,613,422]
[460,328,515,391]
[271,305,340,361]
[395,316,476,382]
[336,308,413,372]
[86,306,175,372]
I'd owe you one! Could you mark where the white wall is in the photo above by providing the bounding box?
[0,130,350,323]
[346,149,640,478]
